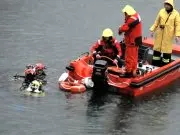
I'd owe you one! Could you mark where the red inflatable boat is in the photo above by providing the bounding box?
[58,38,180,97]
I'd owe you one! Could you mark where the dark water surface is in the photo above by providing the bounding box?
[0,0,180,135]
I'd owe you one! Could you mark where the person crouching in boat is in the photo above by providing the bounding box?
[118,5,142,77]
[90,28,123,67]
[150,0,180,67]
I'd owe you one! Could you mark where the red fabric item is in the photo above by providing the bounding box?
[125,46,138,72]
[90,38,122,59]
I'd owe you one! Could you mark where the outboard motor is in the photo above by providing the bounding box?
[92,60,108,89]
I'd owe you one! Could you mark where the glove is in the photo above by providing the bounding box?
[118,26,123,35]
[113,59,118,65]
[92,51,96,54]
[116,55,120,59]
[150,32,154,37]
[175,36,180,43]
[96,54,101,59]
[118,31,123,35]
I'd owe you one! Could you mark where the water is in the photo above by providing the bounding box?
[0,0,180,134]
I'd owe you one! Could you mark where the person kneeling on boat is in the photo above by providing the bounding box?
[90,28,123,67]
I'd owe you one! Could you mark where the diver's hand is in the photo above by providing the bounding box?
[90,51,96,56]
[96,54,101,59]
[113,59,118,65]
[118,25,123,35]
[118,30,123,35]
[92,51,96,54]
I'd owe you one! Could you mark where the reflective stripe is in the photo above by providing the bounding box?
[130,14,141,23]
[130,16,137,20]
[138,14,141,22]
[98,39,101,44]
[162,58,170,63]
[152,56,161,60]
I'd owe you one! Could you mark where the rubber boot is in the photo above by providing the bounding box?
[161,53,171,66]
[151,50,161,67]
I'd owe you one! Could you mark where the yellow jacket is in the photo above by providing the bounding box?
[150,0,180,53]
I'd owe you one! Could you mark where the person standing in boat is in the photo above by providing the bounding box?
[150,0,180,66]
[118,5,142,77]
[90,28,123,67]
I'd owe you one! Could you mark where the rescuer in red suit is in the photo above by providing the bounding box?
[118,5,142,77]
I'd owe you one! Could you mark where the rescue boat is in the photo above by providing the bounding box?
[58,38,180,97]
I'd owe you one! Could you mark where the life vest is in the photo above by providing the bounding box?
[95,38,119,59]
[124,13,142,46]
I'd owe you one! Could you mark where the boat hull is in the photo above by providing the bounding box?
[59,37,180,96]
[108,68,179,97]
[107,59,180,97]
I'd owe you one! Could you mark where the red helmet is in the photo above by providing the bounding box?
[24,69,35,75]
[35,63,45,70]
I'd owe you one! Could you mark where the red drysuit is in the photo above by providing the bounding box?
[119,13,142,73]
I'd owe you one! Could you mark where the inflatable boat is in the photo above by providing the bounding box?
[58,38,180,97]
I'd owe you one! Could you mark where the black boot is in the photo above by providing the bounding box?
[152,50,161,67]
[161,53,171,66]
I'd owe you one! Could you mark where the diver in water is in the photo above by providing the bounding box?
[27,80,43,93]
[14,63,47,90]
[34,63,47,80]
[25,63,47,80]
